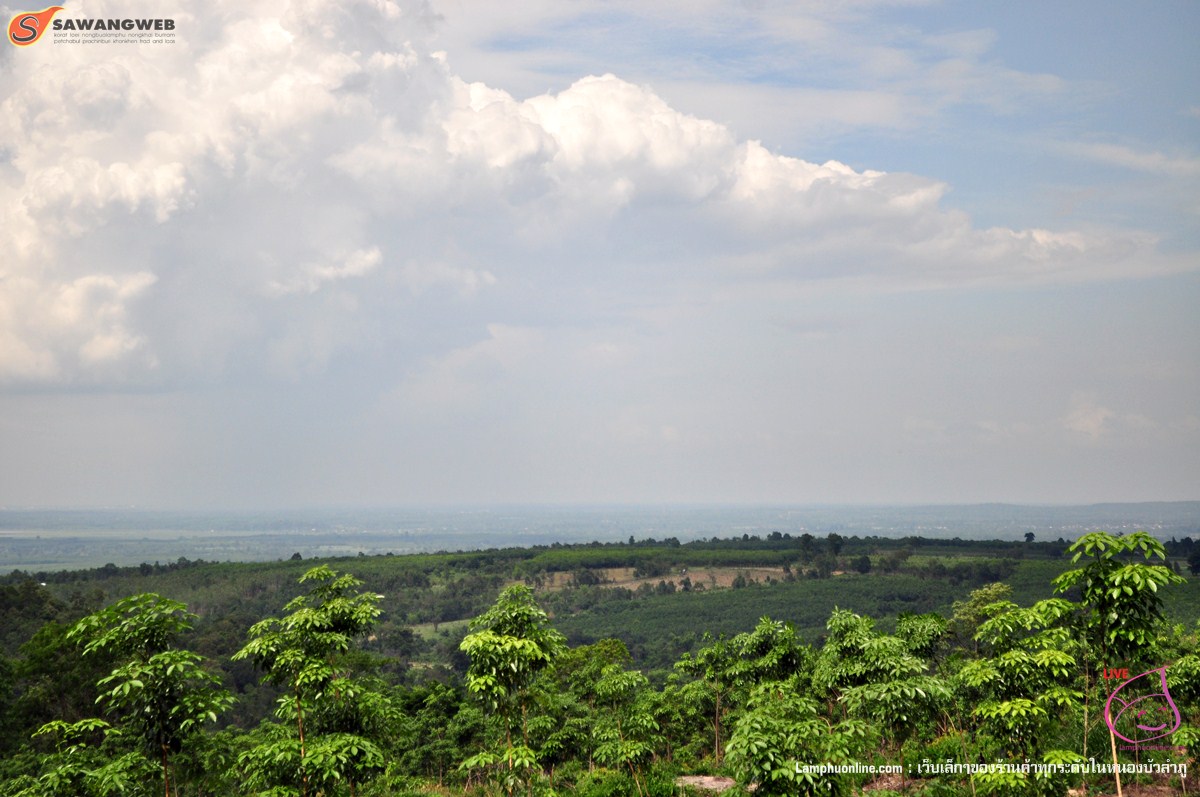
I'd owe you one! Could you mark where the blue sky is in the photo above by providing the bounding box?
[0,0,1196,507]
[438,0,1200,233]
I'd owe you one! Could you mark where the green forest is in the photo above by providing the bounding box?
[0,530,1197,797]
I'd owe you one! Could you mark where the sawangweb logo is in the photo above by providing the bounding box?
[8,7,178,47]
[7,6,63,46]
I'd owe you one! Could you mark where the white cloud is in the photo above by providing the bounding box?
[1062,394,1162,441]
[1063,396,1114,439]
[0,0,1192,394]
[430,0,1068,148]
[267,248,382,296]
[0,270,157,382]
[1061,141,1200,177]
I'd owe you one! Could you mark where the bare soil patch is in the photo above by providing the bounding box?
[675,775,741,793]
[861,772,906,791]
[600,565,788,590]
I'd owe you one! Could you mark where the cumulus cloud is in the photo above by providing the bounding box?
[266,248,383,296]
[1062,394,1160,441]
[0,269,157,381]
[0,0,1190,390]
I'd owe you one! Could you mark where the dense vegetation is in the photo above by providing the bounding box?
[0,530,1196,796]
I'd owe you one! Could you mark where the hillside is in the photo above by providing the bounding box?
[0,531,1196,797]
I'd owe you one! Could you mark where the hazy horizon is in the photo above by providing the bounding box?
[2,502,1197,572]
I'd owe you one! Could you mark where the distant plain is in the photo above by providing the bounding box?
[1,502,1196,572]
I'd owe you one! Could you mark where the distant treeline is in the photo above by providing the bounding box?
[1,529,1075,585]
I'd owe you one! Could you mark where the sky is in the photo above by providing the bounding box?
[1,0,1197,509]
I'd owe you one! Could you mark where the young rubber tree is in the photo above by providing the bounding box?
[1052,531,1185,663]
[233,566,385,797]
[591,664,660,797]
[395,684,486,787]
[459,584,565,795]
[66,594,232,797]
[814,609,949,753]
[18,718,149,797]
[535,638,633,770]
[960,597,1082,761]
[728,616,813,688]
[1052,531,1185,796]
[674,634,736,764]
[727,679,871,797]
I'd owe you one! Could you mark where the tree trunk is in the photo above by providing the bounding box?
[295,687,308,797]
[1109,725,1123,797]
[713,689,722,763]
[161,743,171,797]
[1082,661,1090,795]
